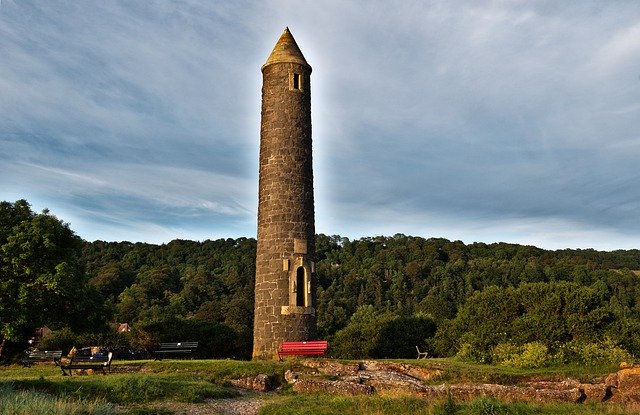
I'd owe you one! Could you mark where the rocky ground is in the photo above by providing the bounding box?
[118,360,640,414]
[237,358,640,406]
[282,359,640,404]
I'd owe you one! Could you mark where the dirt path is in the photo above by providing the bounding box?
[154,395,267,415]
[120,390,268,415]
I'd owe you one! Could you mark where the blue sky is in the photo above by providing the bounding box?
[1,1,639,250]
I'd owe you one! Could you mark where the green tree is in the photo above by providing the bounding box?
[0,200,101,357]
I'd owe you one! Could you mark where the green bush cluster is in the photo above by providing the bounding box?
[491,342,549,369]
[37,316,244,359]
[330,306,436,359]
[488,339,630,368]
[555,339,632,366]
[434,281,639,365]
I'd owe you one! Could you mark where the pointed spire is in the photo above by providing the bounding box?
[262,27,310,71]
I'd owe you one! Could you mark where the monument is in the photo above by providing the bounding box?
[253,28,317,359]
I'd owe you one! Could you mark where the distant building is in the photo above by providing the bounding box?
[110,322,131,333]
[253,28,317,359]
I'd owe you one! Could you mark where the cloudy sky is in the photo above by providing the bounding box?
[1,1,639,250]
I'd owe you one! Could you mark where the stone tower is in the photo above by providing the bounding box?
[253,28,316,359]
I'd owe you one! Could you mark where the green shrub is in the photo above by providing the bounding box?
[454,333,492,364]
[491,343,521,365]
[504,342,549,369]
[37,327,77,354]
[558,339,632,366]
[331,310,436,359]
[133,316,241,358]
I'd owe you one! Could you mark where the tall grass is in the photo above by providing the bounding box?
[7,373,238,404]
[0,383,114,415]
[258,394,633,415]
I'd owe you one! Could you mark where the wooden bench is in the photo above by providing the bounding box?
[278,340,328,360]
[21,350,62,367]
[153,342,198,360]
[55,352,113,376]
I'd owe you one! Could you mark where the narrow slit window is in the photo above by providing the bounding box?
[292,73,301,90]
[295,267,305,306]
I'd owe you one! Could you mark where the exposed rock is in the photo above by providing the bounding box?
[608,364,640,403]
[358,364,430,395]
[230,374,273,392]
[445,383,583,403]
[581,384,609,403]
[605,372,619,388]
[526,378,581,391]
[284,369,299,384]
[300,359,360,376]
[292,379,373,395]
[284,359,640,405]
[360,360,443,382]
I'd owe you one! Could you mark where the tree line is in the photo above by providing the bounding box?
[2,199,639,364]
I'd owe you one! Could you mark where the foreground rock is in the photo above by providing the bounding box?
[605,362,640,403]
[230,374,274,392]
[272,359,639,404]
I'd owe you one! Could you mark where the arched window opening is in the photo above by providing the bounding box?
[296,267,305,306]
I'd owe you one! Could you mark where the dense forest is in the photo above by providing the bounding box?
[2,200,640,365]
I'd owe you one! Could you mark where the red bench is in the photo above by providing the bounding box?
[278,340,328,360]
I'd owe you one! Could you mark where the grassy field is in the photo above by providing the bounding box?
[0,358,635,414]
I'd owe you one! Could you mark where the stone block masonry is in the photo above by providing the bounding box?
[253,28,317,359]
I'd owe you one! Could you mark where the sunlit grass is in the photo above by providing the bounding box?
[0,383,114,415]
[402,358,619,385]
[258,394,634,415]
[0,358,637,414]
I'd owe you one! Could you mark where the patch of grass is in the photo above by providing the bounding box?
[2,359,636,414]
[259,394,635,415]
[259,394,433,415]
[407,358,618,385]
[0,383,115,415]
[5,373,238,404]
[149,358,286,376]
[0,364,60,379]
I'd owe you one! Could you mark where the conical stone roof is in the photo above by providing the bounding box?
[262,27,311,71]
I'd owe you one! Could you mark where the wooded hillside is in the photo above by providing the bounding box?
[81,233,640,362]
[3,200,639,363]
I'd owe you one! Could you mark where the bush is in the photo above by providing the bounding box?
[557,339,632,366]
[506,342,549,369]
[331,310,436,359]
[38,327,135,356]
[454,333,492,364]
[491,343,521,365]
[133,316,242,358]
[37,327,77,355]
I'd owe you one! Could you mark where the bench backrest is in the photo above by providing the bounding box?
[71,352,113,364]
[280,341,328,351]
[28,350,62,359]
[158,342,198,350]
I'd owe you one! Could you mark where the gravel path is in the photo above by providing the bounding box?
[125,394,268,415]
